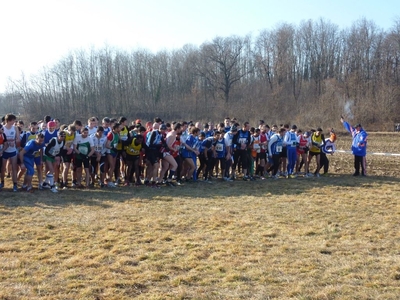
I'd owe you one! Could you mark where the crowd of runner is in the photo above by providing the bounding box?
[0,114,338,193]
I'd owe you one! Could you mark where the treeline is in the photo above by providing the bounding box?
[3,17,400,130]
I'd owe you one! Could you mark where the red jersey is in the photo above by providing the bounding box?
[259,132,268,153]
[170,138,181,158]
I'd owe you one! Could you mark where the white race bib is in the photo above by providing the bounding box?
[80,146,89,155]
[215,144,223,151]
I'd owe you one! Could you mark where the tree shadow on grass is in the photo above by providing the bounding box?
[1,174,399,208]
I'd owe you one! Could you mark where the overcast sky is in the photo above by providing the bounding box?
[0,0,398,93]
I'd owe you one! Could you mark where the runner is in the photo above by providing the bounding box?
[180,126,200,182]
[90,126,108,187]
[73,127,95,188]
[284,125,299,178]
[158,124,178,186]
[43,131,66,192]
[86,117,98,136]
[145,123,164,186]
[167,123,183,185]
[115,117,130,184]
[308,127,325,177]
[19,133,45,192]
[201,132,218,182]
[295,130,311,176]
[60,124,76,189]
[223,124,238,180]
[105,122,121,187]
[319,128,337,175]
[1,114,20,192]
[0,123,9,190]
[124,134,145,186]
[268,127,286,179]
[232,122,252,181]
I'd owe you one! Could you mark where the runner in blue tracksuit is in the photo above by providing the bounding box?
[341,117,368,176]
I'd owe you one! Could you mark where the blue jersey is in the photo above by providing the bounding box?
[44,129,58,144]
[23,139,45,159]
[202,130,214,138]
[269,134,284,155]
[193,136,201,158]
[215,138,226,158]
[201,137,215,155]
[198,137,209,153]
[181,135,197,158]
[146,130,163,149]
[285,131,298,148]
[103,127,111,137]
[21,131,37,148]
[235,129,250,148]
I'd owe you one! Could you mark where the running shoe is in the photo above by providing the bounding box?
[107,182,116,188]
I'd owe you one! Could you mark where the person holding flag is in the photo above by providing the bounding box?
[341,117,368,176]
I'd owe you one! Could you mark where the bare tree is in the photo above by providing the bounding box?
[196,35,253,103]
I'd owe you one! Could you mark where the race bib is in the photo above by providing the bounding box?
[215,144,223,151]
[129,148,139,155]
[276,145,282,153]
[79,145,89,155]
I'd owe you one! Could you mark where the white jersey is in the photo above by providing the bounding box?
[91,133,108,156]
[3,125,18,153]
[252,135,261,153]
[87,126,98,136]
[46,137,64,157]
[224,132,235,154]
[180,130,189,146]
[73,134,94,156]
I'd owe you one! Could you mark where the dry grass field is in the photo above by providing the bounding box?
[1,133,400,299]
